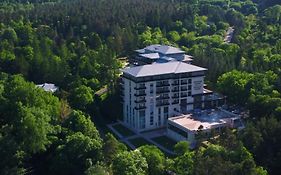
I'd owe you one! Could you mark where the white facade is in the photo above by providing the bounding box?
[121,62,207,132]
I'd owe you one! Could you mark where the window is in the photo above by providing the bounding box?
[164,107,168,113]
[188,79,192,84]
[150,114,153,125]
[139,110,146,129]
[158,108,161,126]
[150,83,154,94]
[150,104,154,114]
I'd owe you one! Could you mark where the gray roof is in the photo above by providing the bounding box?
[123,61,206,77]
[135,44,185,55]
[36,83,58,92]
[146,45,185,54]
[139,53,160,59]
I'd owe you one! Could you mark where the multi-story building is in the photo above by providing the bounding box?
[131,44,193,65]
[120,61,218,132]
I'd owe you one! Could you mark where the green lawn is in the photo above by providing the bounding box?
[112,124,135,137]
[129,137,152,148]
[152,135,177,151]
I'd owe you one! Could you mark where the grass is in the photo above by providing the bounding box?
[112,124,135,137]
[152,135,177,151]
[129,137,152,148]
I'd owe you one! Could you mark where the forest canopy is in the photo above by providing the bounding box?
[0,0,280,174]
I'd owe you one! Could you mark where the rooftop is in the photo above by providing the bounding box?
[139,53,160,59]
[36,83,58,92]
[123,61,206,78]
[136,44,185,55]
[169,115,224,131]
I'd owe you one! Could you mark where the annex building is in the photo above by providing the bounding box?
[120,45,243,145]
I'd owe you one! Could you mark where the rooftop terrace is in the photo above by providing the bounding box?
[168,108,242,132]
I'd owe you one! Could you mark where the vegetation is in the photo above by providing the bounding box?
[0,0,280,174]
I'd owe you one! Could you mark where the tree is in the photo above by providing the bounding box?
[139,145,165,175]
[173,151,194,175]
[217,70,253,104]
[0,74,61,173]
[50,132,103,175]
[64,110,101,140]
[69,85,94,110]
[85,162,110,175]
[174,141,190,156]
[102,133,127,165]
[112,150,148,175]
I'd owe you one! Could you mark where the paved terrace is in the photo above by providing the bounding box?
[107,122,176,155]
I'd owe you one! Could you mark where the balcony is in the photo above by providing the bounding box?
[181,94,188,98]
[156,101,170,107]
[135,99,146,103]
[181,87,188,91]
[135,106,147,110]
[181,81,188,85]
[172,82,179,86]
[156,83,170,87]
[172,95,179,99]
[134,86,146,90]
[172,88,179,92]
[156,95,169,100]
[172,100,179,104]
[134,93,146,97]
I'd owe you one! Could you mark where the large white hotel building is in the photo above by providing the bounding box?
[120,45,226,132]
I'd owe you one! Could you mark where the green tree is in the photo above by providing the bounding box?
[69,85,94,110]
[112,150,148,175]
[174,141,190,156]
[103,133,127,165]
[139,145,165,175]
[50,132,103,175]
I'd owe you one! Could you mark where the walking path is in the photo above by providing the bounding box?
[107,122,176,155]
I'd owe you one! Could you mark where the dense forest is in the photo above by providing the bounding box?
[0,0,281,174]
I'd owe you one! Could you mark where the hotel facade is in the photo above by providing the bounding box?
[121,61,220,132]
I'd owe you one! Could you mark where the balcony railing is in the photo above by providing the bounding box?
[156,102,170,107]
[181,87,188,91]
[172,88,179,92]
[134,86,146,90]
[135,99,146,103]
[181,94,188,97]
[172,100,179,104]
[156,89,170,94]
[156,83,170,87]
[156,96,169,100]
[172,82,179,86]
[134,93,146,97]
[135,106,147,110]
